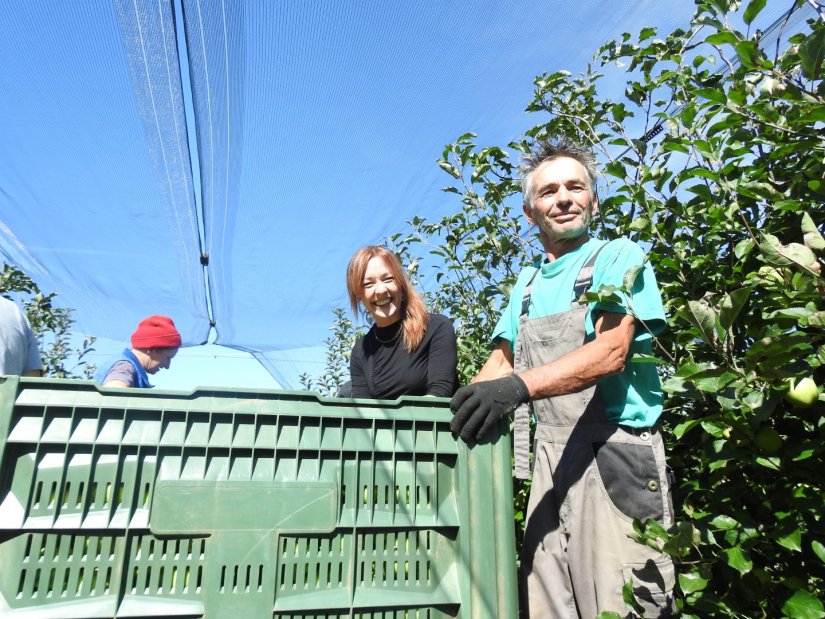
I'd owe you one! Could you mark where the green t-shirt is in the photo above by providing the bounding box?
[492,237,666,427]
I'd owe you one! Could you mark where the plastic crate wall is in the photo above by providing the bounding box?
[0,377,517,618]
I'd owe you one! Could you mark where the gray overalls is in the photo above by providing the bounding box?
[513,248,675,618]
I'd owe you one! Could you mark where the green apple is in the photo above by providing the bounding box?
[754,427,783,453]
[785,377,819,408]
[757,265,785,286]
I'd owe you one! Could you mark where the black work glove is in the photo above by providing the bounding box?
[449,375,530,442]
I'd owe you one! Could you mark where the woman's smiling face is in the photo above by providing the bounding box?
[361,256,403,327]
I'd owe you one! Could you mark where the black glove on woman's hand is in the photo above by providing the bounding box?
[449,374,530,441]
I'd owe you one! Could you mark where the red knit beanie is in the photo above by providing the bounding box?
[131,315,182,349]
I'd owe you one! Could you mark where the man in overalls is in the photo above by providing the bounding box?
[450,136,675,617]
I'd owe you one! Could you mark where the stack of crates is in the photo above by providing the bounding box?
[0,377,517,618]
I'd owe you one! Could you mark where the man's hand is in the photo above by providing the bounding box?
[450,375,530,441]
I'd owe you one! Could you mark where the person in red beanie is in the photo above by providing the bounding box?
[99,315,182,388]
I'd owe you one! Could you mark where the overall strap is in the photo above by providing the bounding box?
[123,348,152,388]
[513,241,608,479]
[520,267,541,317]
[571,242,608,307]
[520,242,608,318]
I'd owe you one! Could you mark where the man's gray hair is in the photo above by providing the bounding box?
[520,137,598,207]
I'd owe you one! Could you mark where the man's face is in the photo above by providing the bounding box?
[145,347,178,374]
[524,156,598,244]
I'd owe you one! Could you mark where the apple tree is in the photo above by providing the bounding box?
[0,263,96,379]
[387,0,824,616]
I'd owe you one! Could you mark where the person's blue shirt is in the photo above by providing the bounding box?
[492,237,666,427]
[97,348,152,388]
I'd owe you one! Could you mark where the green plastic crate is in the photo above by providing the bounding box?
[0,377,517,618]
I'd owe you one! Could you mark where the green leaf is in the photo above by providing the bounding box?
[629,353,666,364]
[799,27,825,80]
[639,27,657,41]
[799,107,825,123]
[611,103,628,123]
[743,0,766,25]
[767,307,815,321]
[741,389,763,411]
[792,448,816,461]
[812,540,825,565]
[711,515,739,530]
[581,285,623,305]
[701,419,728,438]
[719,288,750,331]
[802,212,825,251]
[735,40,763,69]
[679,569,709,594]
[776,528,802,552]
[680,104,696,127]
[806,312,825,328]
[438,160,461,179]
[705,31,738,45]
[694,87,727,105]
[675,359,712,377]
[673,419,702,438]
[628,217,650,232]
[622,263,644,291]
[682,167,719,181]
[684,300,718,346]
[781,589,825,619]
[737,180,781,200]
[727,85,746,106]
[734,237,755,259]
[755,456,780,469]
[723,546,752,575]
[759,234,821,275]
[693,369,738,392]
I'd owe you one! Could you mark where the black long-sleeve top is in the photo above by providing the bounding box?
[349,313,458,399]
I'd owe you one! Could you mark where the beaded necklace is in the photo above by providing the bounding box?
[373,323,402,344]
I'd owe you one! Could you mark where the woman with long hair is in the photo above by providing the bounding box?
[345,246,457,399]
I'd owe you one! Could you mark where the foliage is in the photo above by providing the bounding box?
[312,1,825,614]
[300,307,365,396]
[571,3,825,616]
[0,263,96,379]
[391,141,543,385]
